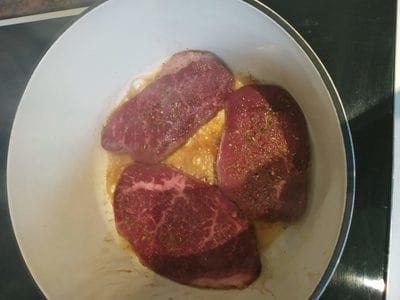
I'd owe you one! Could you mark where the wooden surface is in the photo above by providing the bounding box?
[0,0,96,19]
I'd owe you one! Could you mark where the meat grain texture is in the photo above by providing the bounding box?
[101,50,234,164]
[217,84,310,221]
[114,163,261,288]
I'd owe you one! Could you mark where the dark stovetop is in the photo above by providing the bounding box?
[0,0,394,299]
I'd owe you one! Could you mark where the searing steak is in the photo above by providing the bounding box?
[217,85,310,221]
[114,163,261,288]
[101,50,234,164]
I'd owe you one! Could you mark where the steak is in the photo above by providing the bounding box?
[216,85,310,221]
[114,163,261,288]
[101,50,234,164]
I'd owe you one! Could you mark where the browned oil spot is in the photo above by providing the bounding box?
[115,269,133,273]
[164,109,225,184]
[254,221,287,251]
[106,153,134,201]
[307,271,320,279]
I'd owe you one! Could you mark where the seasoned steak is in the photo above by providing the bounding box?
[101,50,234,164]
[217,85,310,221]
[114,163,261,289]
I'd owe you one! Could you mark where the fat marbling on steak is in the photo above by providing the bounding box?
[113,163,261,288]
[217,84,310,221]
[101,50,234,163]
